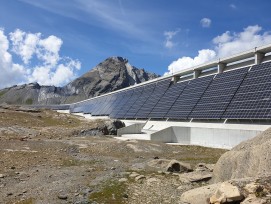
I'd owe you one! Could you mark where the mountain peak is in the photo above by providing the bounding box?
[108,56,128,63]
[0,57,159,105]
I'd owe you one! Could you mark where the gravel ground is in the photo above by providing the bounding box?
[0,106,227,204]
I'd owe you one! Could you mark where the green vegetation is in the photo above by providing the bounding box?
[25,98,33,105]
[0,90,7,98]
[62,158,100,167]
[89,180,127,203]
[179,156,221,166]
[42,114,81,127]
[15,198,34,204]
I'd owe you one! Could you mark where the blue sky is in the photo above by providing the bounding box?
[0,0,271,88]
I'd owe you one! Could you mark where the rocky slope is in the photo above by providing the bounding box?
[0,57,159,105]
[0,105,226,204]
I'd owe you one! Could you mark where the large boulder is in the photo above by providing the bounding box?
[180,183,221,204]
[209,181,244,203]
[79,119,125,136]
[213,128,271,182]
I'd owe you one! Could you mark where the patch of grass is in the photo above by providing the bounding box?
[89,180,127,203]
[180,156,222,165]
[0,90,7,98]
[42,113,81,127]
[25,98,33,105]
[62,158,99,167]
[13,198,34,204]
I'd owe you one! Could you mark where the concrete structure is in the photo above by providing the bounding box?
[117,120,269,149]
[117,122,146,136]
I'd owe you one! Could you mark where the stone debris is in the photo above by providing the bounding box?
[209,182,244,203]
[58,194,68,200]
[119,178,128,182]
[134,175,146,182]
[195,163,215,172]
[179,172,212,183]
[129,172,140,178]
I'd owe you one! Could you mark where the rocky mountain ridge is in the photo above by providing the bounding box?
[0,57,159,105]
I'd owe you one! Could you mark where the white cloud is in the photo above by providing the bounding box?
[0,29,27,88]
[164,29,180,49]
[0,28,81,89]
[9,29,41,64]
[214,25,271,57]
[9,29,63,67]
[165,25,271,75]
[36,35,62,66]
[165,49,216,75]
[200,18,211,28]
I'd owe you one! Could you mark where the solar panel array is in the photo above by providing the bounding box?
[70,61,271,120]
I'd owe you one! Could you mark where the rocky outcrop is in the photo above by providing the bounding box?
[0,57,159,105]
[180,128,271,204]
[147,159,192,173]
[78,119,125,136]
[213,128,271,183]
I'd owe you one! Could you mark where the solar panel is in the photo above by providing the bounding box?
[166,75,214,119]
[135,79,171,118]
[189,67,249,119]
[222,61,271,119]
[149,81,188,118]
[124,82,156,118]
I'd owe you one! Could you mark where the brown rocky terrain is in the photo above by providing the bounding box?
[0,105,226,204]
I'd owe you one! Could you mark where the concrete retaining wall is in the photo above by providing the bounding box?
[117,123,145,136]
[150,126,263,149]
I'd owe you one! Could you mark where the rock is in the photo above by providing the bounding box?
[148,159,192,173]
[147,159,169,169]
[79,119,125,136]
[6,192,13,196]
[180,183,221,204]
[129,172,140,178]
[209,181,244,204]
[241,197,268,204]
[195,163,215,172]
[0,174,5,178]
[179,172,212,183]
[166,160,192,173]
[110,167,116,170]
[135,175,146,182]
[244,182,263,194]
[58,194,68,200]
[213,128,271,182]
[119,178,128,182]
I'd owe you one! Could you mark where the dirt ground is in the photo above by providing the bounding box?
[0,106,227,204]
